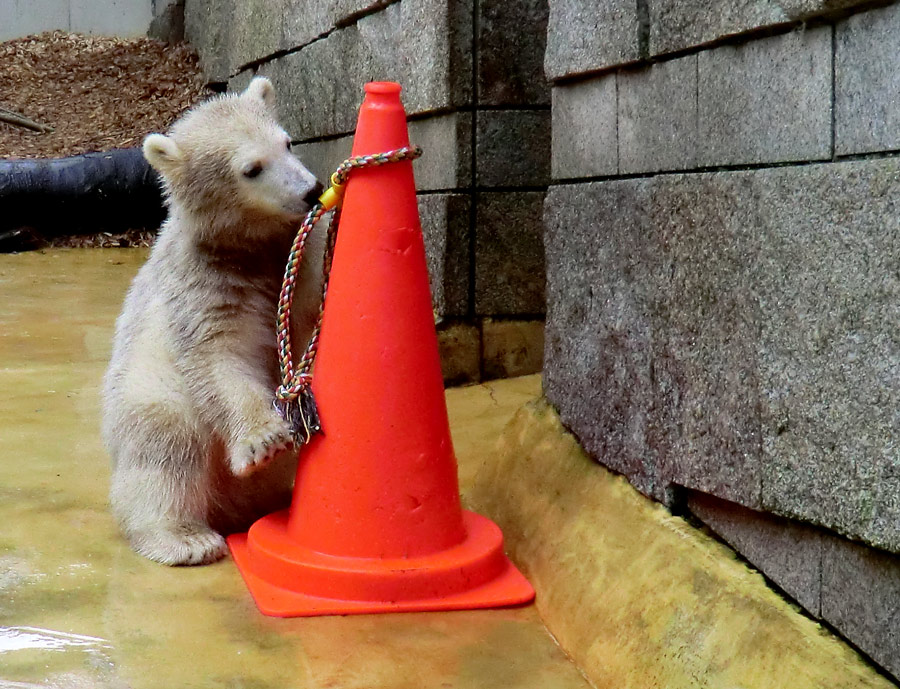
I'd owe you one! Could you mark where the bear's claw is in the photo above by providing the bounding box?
[230,417,294,477]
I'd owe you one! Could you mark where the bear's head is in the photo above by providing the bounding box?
[143,77,321,235]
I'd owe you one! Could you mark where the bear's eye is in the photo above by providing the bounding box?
[285,140,292,151]
[243,163,264,179]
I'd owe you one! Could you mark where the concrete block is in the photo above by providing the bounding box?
[697,27,831,166]
[409,112,472,190]
[544,158,900,552]
[835,3,900,155]
[418,194,471,318]
[753,163,900,554]
[437,322,481,386]
[476,110,551,187]
[822,538,900,680]
[482,319,545,380]
[260,0,472,140]
[283,0,338,49]
[292,112,471,191]
[229,0,284,71]
[544,0,642,80]
[0,0,69,41]
[477,0,550,105]
[475,192,546,316]
[544,176,761,500]
[618,56,697,174]
[258,28,356,139]
[292,137,353,186]
[357,0,472,113]
[227,69,256,94]
[648,0,867,56]
[551,75,617,180]
[688,492,823,615]
[184,0,235,82]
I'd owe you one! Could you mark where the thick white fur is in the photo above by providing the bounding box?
[103,77,325,565]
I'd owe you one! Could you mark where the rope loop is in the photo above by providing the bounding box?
[274,144,422,444]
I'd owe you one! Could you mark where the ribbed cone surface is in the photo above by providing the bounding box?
[285,82,466,558]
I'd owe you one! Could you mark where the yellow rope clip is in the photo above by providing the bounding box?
[318,172,345,211]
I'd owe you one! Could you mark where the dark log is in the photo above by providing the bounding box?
[0,147,166,250]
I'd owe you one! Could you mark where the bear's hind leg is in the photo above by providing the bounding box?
[109,421,226,566]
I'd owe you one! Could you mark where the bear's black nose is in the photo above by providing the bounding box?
[304,181,324,207]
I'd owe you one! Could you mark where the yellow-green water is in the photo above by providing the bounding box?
[0,249,588,689]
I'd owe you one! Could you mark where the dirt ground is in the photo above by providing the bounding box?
[0,31,209,159]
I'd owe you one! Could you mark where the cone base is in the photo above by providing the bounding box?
[227,510,535,618]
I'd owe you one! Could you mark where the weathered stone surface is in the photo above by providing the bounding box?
[229,0,284,71]
[544,158,900,551]
[409,112,472,190]
[476,110,551,187]
[551,75,617,180]
[475,192,546,316]
[648,0,868,56]
[184,0,235,82]
[292,112,471,191]
[835,3,900,156]
[282,0,334,49]
[822,538,900,679]
[438,322,481,385]
[477,0,550,105]
[148,0,185,43]
[482,319,545,380]
[545,0,641,80]
[618,56,697,174]
[260,0,472,139]
[697,27,832,166]
[688,492,823,614]
[227,68,256,94]
[291,136,353,185]
[418,194,471,318]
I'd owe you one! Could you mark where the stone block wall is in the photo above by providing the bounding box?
[184,0,549,384]
[543,0,900,679]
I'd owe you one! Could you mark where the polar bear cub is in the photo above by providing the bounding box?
[102,77,325,565]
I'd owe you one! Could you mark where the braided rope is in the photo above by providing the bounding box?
[274,144,423,443]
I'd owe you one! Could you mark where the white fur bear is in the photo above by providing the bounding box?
[102,77,326,565]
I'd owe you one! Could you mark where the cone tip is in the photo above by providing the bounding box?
[365,81,402,95]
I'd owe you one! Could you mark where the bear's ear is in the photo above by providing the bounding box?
[243,76,276,111]
[143,133,183,175]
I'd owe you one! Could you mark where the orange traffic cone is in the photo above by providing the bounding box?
[228,82,535,617]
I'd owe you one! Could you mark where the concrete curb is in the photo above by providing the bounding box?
[467,397,893,689]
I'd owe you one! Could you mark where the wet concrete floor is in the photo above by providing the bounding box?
[0,249,589,689]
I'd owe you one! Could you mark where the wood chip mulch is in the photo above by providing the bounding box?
[0,30,210,160]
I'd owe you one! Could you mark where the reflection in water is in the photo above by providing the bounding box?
[0,626,111,653]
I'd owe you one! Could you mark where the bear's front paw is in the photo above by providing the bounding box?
[230,416,294,477]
